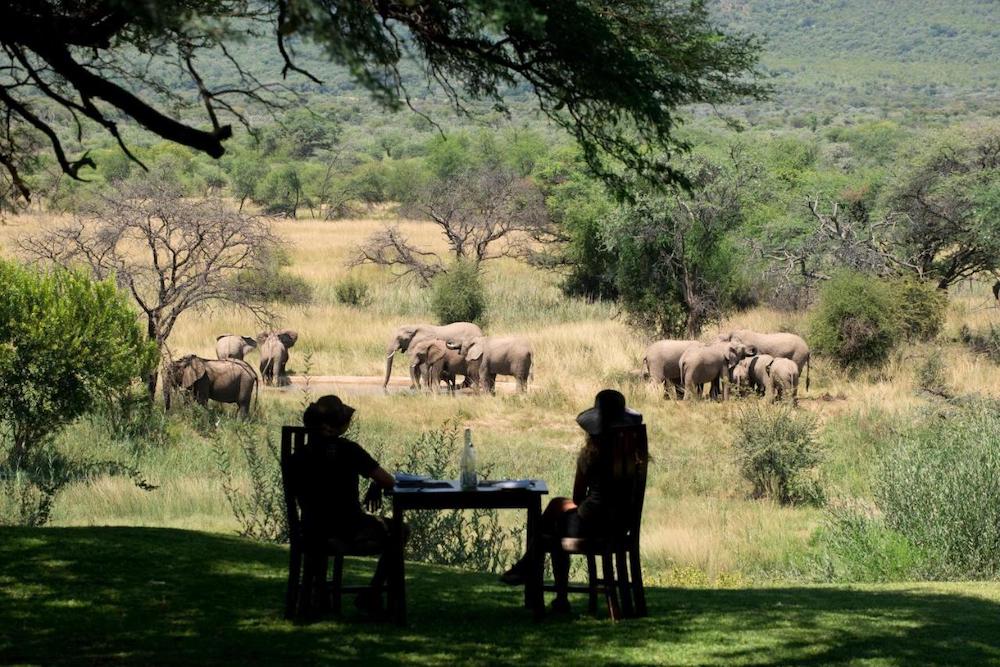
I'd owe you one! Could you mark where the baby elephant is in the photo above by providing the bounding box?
[409,338,472,393]
[765,357,800,405]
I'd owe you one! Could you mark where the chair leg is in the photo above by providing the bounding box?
[299,551,319,619]
[601,553,621,622]
[317,555,331,611]
[586,554,599,616]
[629,547,647,617]
[331,555,344,616]
[616,548,634,618]
[285,545,301,620]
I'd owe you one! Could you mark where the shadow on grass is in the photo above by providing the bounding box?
[2,527,1000,665]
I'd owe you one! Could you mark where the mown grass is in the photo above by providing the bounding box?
[4,213,1000,584]
[4,527,1000,666]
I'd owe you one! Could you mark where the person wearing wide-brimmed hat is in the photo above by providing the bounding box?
[299,394,398,614]
[499,389,643,613]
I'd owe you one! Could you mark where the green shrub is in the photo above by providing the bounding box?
[809,271,901,368]
[0,260,157,466]
[960,324,1000,364]
[213,424,288,543]
[229,247,312,305]
[392,420,520,574]
[890,277,946,342]
[733,405,824,506]
[915,349,950,397]
[430,261,487,325]
[334,276,372,307]
[822,401,1000,581]
[813,505,926,582]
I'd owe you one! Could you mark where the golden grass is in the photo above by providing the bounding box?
[5,210,1000,582]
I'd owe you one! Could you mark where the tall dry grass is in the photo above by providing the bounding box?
[5,211,1000,582]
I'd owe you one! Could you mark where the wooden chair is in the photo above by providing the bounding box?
[280,426,389,620]
[542,423,649,621]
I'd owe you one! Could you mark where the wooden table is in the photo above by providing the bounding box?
[387,479,548,625]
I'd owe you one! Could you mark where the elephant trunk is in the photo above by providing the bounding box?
[383,349,395,389]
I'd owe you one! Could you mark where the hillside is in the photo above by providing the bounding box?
[713,0,1000,121]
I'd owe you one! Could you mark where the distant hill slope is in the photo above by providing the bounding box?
[714,0,1000,120]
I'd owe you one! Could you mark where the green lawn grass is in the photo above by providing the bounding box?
[4,527,1000,666]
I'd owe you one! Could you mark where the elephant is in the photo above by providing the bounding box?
[383,322,483,390]
[765,356,800,405]
[733,354,774,397]
[409,338,455,393]
[257,328,298,387]
[457,336,532,394]
[678,341,756,401]
[717,329,810,390]
[642,339,700,399]
[215,334,257,360]
[168,355,257,418]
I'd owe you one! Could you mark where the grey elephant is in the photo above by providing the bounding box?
[168,355,257,418]
[642,339,700,399]
[411,339,474,393]
[383,322,483,389]
[258,328,298,387]
[457,336,532,394]
[678,341,755,401]
[409,338,452,393]
[717,329,810,390]
[733,354,772,397]
[215,334,257,360]
[766,356,800,405]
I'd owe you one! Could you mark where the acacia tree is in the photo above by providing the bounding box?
[604,146,762,337]
[20,180,280,398]
[354,166,548,285]
[0,0,766,204]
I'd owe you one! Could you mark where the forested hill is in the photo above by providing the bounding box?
[183,0,999,127]
[713,0,1000,121]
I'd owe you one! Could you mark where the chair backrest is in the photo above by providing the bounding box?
[595,423,649,540]
[280,425,309,547]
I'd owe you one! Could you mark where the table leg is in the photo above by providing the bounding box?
[390,505,406,625]
[525,499,544,618]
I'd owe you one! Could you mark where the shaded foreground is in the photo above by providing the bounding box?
[3,528,1000,666]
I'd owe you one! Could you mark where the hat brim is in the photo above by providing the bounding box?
[575,407,642,436]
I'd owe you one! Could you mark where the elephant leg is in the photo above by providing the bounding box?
[683,379,696,401]
[670,379,684,400]
[484,373,497,395]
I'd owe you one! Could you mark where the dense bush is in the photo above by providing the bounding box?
[0,261,157,465]
[229,248,312,306]
[430,261,487,325]
[392,420,520,574]
[821,402,1000,581]
[890,277,946,342]
[334,276,372,307]
[960,324,1000,364]
[809,271,901,368]
[733,405,824,506]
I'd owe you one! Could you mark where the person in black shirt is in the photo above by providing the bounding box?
[499,389,642,613]
[300,394,398,613]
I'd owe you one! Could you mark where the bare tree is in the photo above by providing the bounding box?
[354,167,549,285]
[20,180,279,398]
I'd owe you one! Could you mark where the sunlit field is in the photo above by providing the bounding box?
[3,212,1000,584]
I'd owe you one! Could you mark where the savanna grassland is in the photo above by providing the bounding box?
[4,211,999,586]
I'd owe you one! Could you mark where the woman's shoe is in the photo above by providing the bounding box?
[499,561,527,585]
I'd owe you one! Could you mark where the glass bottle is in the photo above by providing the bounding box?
[460,427,478,490]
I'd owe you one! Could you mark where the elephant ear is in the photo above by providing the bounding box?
[242,336,258,348]
[256,331,270,346]
[427,342,446,365]
[277,329,298,348]
[467,340,485,361]
[725,347,740,368]
[181,357,207,389]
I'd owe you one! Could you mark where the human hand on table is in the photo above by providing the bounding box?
[364,481,383,512]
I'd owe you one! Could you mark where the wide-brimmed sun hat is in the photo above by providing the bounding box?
[303,394,356,430]
[575,389,642,436]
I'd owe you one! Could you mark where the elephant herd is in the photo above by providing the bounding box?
[167,329,299,417]
[164,320,809,416]
[383,322,533,394]
[643,329,810,404]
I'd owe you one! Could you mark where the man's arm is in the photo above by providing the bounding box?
[370,466,395,490]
